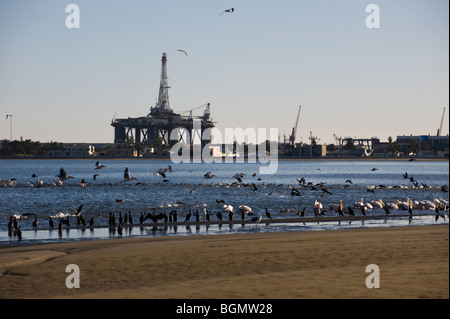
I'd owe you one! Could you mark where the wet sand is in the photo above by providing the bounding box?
[0,225,448,299]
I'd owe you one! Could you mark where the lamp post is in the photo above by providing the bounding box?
[6,114,13,141]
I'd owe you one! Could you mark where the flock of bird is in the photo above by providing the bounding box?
[2,162,449,241]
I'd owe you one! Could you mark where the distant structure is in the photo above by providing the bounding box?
[111,53,214,148]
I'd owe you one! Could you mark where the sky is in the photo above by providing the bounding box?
[0,0,448,145]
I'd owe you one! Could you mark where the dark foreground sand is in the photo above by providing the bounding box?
[0,225,448,299]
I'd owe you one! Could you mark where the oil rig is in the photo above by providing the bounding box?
[111,52,214,148]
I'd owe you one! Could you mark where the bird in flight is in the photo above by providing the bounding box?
[220,8,234,16]
[175,49,188,56]
[204,171,216,179]
[233,173,245,183]
[157,167,168,178]
[94,161,107,170]
[123,167,137,182]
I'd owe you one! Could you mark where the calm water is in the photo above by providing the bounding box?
[0,159,448,245]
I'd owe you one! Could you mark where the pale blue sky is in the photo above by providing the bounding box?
[0,0,448,144]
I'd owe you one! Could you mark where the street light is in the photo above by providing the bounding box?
[5,114,13,141]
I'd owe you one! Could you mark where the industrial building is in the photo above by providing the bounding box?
[111,53,215,150]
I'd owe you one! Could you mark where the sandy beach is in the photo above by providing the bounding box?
[0,225,448,299]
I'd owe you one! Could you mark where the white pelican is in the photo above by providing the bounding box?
[370,200,384,209]
[313,200,323,216]
[238,205,254,215]
[354,198,365,209]
[223,204,234,213]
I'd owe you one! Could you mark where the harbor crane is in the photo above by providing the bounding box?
[289,105,302,147]
[333,133,342,146]
[437,107,446,136]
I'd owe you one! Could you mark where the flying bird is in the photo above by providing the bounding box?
[204,171,216,179]
[123,167,137,181]
[233,173,245,183]
[94,161,107,170]
[157,167,168,178]
[175,49,188,56]
[220,8,234,15]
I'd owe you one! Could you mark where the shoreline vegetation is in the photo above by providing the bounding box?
[0,225,448,299]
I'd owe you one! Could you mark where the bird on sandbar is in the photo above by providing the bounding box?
[32,215,39,228]
[347,207,355,216]
[238,205,254,215]
[250,214,262,223]
[16,226,22,240]
[264,208,272,219]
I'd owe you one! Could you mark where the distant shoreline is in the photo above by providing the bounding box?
[0,156,448,162]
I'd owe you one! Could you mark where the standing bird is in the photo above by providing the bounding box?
[347,207,355,216]
[264,208,272,219]
[361,206,367,216]
[299,208,306,217]
[313,200,323,216]
[250,214,263,223]
[32,215,39,228]
[49,217,55,228]
[338,201,344,216]
[185,210,193,222]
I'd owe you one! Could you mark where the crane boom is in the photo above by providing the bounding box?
[437,107,445,136]
[290,105,301,146]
